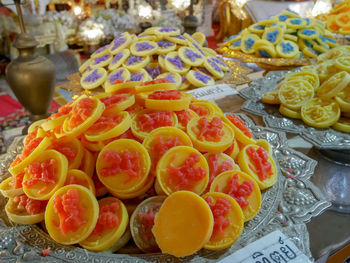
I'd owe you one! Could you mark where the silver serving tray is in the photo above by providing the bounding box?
[240,70,350,150]
[0,114,330,262]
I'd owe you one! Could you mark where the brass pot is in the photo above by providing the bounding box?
[6,34,56,121]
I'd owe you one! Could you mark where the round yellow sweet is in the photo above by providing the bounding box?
[80,68,107,90]
[85,111,131,142]
[104,68,131,89]
[301,98,341,128]
[0,176,24,198]
[156,146,209,195]
[80,197,129,252]
[109,32,133,55]
[164,51,190,74]
[45,185,99,245]
[209,170,261,222]
[237,144,277,190]
[96,139,151,194]
[145,92,192,111]
[202,192,244,250]
[130,41,158,56]
[317,71,350,99]
[187,116,234,153]
[108,49,130,71]
[23,150,68,200]
[62,96,105,139]
[186,70,215,87]
[9,137,52,176]
[332,117,350,133]
[278,80,314,110]
[131,109,178,140]
[143,126,193,172]
[279,104,301,119]
[178,47,204,67]
[64,169,96,195]
[5,196,45,224]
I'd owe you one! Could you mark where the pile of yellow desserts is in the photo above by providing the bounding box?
[222,9,338,59]
[262,46,350,133]
[0,83,278,257]
[79,27,229,92]
[322,0,350,35]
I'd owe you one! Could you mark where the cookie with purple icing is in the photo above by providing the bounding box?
[186,70,215,87]
[109,32,132,55]
[208,57,229,72]
[137,34,157,41]
[178,47,204,67]
[91,44,110,58]
[80,68,107,90]
[202,47,217,57]
[189,42,206,57]
[90,53,113,69]
[104,68,131,89]
[165,35,188,45]
[145,63,162,79]
[184,33,201,46]
[158,54,166,69]
[123,55,151,72]
[108,49,130,71]
[130,41,158,56]
[156,39,176,54]
[164,51,190,74]
[156,72,182,88]
[155,27,180,37]
[203,57,224,79]
[129,69,152,83]
[79,58,92,74]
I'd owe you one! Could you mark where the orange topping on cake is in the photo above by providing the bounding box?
[226,114,253,138]
[53,188,86,234]
[207,154,233,185]
[69,98,95,129]
[137,111,173,131]
[100,94,127,109]
[190,104,209,116]
[13,194,44,214]
[12,172,25,189]
[246,146,273,181]
[219,173,254,207]
[168,153,206,190]
[92,201,120,236]
[148,90,182,100]
[100,150,141,183]
[194,117,224,141]
[151,136,182,169]
[24,159,57,193]
[204,196,231,237]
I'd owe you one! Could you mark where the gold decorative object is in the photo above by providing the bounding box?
[218,47,315,70]
[216,0,253,40]
[6,0,56,121]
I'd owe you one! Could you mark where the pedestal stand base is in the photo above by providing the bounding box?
[309,148,350,214]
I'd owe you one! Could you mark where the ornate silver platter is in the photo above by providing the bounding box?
[0,114,330,262]
[240,70,350,150]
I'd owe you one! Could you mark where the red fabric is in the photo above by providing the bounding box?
[0,95,60,118]
[206,24,220,50]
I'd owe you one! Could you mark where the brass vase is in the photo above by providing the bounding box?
[5,0,56,121]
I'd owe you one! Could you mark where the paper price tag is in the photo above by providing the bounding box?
[187,84,238,101]
[218,230,311,263]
